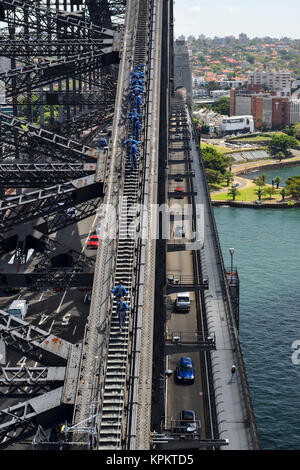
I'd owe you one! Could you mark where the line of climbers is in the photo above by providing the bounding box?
[124,64,145,169]
[111,280,130,331]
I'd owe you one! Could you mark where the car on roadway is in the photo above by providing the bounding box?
[84,291,92,304]
[175,357,195,384]
[174,225,185,238]
[176,410,200,435]
[87,234,99,249]
[232,183,239,188]
[98,138,107,147]
[174,185,184,199]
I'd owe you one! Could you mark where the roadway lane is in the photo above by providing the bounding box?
[166,115,206,441]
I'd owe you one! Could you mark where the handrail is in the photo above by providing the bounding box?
[190,114,260,450]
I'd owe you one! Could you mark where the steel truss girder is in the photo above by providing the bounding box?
[0,162,96,187]
[34,234,95,271]
[0,37,114,58]
[53,106,114,136]
[0,268,94,289]
[9,89,116,106]
[0,182,104,234]
[0,310,72,361]
[0,0,116,39]
[0,366,66,384]
[0,386,64,445]
[0,50,119,97]
[0,112,100,163]
[36,194,102,236]
[86,0,126,26]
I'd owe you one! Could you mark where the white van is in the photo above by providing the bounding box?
[8,300,28,320]
[175,292,190,312]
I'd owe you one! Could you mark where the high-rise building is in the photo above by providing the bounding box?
[247,70,291,97]
[230,88,290,129]
[239,33,249,45]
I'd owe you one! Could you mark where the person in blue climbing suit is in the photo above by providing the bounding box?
[111,280,127,299]
[124,137,141,169]
[130,85,144,95]
[131,78,144,87]
[128,110,142,138]
[116,297,130,331]
[130,143,140,169]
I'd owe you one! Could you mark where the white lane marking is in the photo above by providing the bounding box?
[38,314,48,325]
[62,313,71,326]
[81,215,98,253]
[49,320,55,334]
[39,293,44,302]
[56,291,67,314]
[34,362,38,368]
[72,325,77,335]
[17,356,27,368]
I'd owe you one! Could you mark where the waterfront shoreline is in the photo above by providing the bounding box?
[232,155,300,175]
[211,156,300,207]
[212,200,300,208]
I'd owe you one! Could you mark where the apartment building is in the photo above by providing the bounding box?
[230,89,290,129]
[247,70,292,97]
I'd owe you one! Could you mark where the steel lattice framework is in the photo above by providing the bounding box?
[0,37,114,58]
[0,50,119,97]
[0,182,104,233]
[0,162,96,187]
[0,112,100,162]
[0,0,116,38]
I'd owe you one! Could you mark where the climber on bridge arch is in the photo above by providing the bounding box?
[111,280,127,299]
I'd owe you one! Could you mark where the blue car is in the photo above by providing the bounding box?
[98,138,107,147]
[175,357,195,384]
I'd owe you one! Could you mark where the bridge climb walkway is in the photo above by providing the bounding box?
[186,106,259,450]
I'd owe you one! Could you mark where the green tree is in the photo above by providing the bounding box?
[224,171,233,187]
[274,176,282,189]
[264,186,276,199]
[268,134,298,156]
[255,188,263,201]
[205,169,224,185]
[285,176,300,199]
[202,146,229,175]
[211,96,230,116]
[276,151,285,161]
[280,188,286,201]
[227,187,240,201]
[293,122,300,139]
[253,173,268,187]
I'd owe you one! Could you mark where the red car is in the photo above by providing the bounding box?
[88,234,99,249]
[174,186,184,199]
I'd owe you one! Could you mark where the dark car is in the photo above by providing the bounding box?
[177,410,200,435]
[175,357,195,384]
[174,225,186,238]
[84,292,92,304]
[98,138,107,147]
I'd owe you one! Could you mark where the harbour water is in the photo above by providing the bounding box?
[214,205,300,449]
[242,163,300,187]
